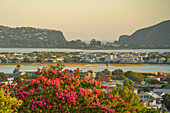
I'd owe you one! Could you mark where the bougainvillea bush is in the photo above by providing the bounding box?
[0,65,148,113]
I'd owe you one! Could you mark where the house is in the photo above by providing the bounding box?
[105,55,113,62]
[97,77,112,82]
[56,57,64,62]
[126,57,137,63]
[85,72,96,79]
[149,75,170,81]
[139,92,162,109]
[157,57,166,63]
[148,76,161,81]
[131,88,138,94]
[119,58,126,63]
[153,85,170,94]
[110,80,123,86]
[148,58,157,63]
[167,58,170,63]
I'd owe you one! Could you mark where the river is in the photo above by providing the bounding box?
[0,65,170,73]
[0,48,170,53]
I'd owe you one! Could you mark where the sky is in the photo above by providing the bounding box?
[0,0,170,42]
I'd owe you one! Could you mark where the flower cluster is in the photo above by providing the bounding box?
[1,65,136,113]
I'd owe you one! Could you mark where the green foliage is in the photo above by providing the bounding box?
[123,78,135,89]
[0,88,22,113]
[101,69,111,76]
[147,79,162,84]
[0,72,7,82]
[64,57,76,63]
[161,84,169,88]
[112,69,124,76]
[17,64,21,68]
[165,78,170,84]
[99,57,105,62]
[143,87,151,92]
[111,69,125,80]
[143,108,160,113]
[23,57,31,63]
[124,71,144,83]
[112,86,145,112]
[87,69,93,73]
[162,94,170,110]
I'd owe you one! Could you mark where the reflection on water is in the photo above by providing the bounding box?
[0,65,169,73]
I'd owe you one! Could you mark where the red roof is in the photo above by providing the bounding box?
[97,77,111,82]
[149,76,170,79]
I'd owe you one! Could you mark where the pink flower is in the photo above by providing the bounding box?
[70,84,74,90]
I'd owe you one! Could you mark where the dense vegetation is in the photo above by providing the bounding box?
[0,87,22,112]
[0,65,159,113]
[162,94,170,110]
[0,72,7,82]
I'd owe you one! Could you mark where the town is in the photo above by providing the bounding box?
[0,51,170,64]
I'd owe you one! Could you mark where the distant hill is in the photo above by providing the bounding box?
[0,25,67,48]
[116,20,170,46]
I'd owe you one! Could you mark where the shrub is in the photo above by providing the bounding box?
[11,66,137,113]
[0,87,22,113]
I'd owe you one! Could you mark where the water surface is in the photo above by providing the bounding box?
[1,65,169,73]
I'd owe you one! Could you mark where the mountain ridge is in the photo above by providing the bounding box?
[116,20,170,46]
[0,25,67,48]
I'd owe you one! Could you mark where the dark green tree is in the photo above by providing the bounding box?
[162,94,170,110]
[143,87,151,92]
[0,72,7,82]
[112,69,124,75]
[124,71,144,83]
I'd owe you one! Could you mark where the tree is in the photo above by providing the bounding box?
[13,68,20,74]
[23,57,31,63]
[37,57,44,63]
[161,84,169,88]
[13,65,21,74]
[112,69,124,76]
[143,87,151,92]
[162,94,170,110]
[124,71,144,83]
[96,41,101,46]
[1,58,7,63]
[12,58,19,63]
[17,64,21,68]
[87,69,93,73]
[147,79,162,84]
[99,57,105,62]
[123,78,134,89]
[90,39,96,46]
[112,86,145,112]
[0,72,7,82]
[102,68,111,76]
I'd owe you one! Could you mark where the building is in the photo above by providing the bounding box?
[153,85,170,94]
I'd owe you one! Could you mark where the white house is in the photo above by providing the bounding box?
[157,57,166,63]
[148,58,157,63]
[166,58,170,63]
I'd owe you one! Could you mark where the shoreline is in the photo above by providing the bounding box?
[0,47,170,50]
[0,63,170,67]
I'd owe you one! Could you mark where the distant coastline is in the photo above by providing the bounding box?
[0,47,170,49]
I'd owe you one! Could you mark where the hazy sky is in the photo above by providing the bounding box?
[0,0,170,42]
